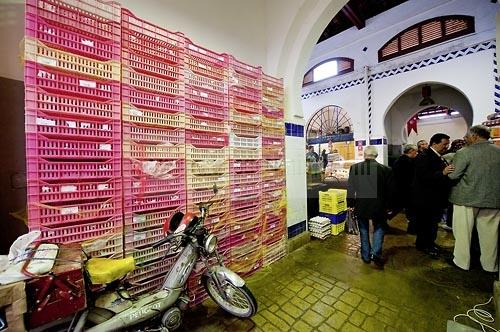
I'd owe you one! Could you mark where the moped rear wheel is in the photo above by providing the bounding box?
[202,276,257,318]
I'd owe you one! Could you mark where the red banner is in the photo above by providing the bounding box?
[407,115,418,135]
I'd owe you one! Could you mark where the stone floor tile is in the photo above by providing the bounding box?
[311,301,335,317]
[339,291,362,307]
[250,314,267,326]
[268,304,280,313]
[302,309,325,327]
[320,294,337,306]
[304,294,319,304]
[350,288,379,303]
[297,285,314,299]
[261,322,281,332]
[328,286,346,298]
[260,310,290,331]
[326,310,348,330]
[282,302,303,319]
[378,300,399,313]
[362,316,387,331]
[333,301,355,315]
[311,289,325,298]
[313,283,331,293]
[290,297,312,311]
[378,306,398,320]
[275,309,295,326]
[292,320,313,332]
[341,322,365,332]
[335,281,350,289]
[358,299,379,316]
[348,310,366,327]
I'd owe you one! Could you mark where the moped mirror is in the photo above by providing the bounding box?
[213,183,218,194]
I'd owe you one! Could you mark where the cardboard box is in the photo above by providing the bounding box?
[0,281,27,331]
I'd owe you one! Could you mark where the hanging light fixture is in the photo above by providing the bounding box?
[418,85,435,106]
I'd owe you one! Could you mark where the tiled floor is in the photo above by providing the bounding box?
[181,214,498,331]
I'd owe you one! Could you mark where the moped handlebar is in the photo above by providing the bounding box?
[152,233,175,249]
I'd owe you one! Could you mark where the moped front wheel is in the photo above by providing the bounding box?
[202,275,257,318]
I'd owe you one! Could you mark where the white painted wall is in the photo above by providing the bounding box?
[407,116,468,144]
[302,0,498,164]
[285,136,307,227]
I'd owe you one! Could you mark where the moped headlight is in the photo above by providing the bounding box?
[203,234,218,254]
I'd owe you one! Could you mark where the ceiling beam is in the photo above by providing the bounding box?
[341,4,365,30]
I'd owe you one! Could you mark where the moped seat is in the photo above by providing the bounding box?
[86,257,135,285]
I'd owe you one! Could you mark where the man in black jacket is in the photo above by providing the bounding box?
[347,146,394,269]
[412,133,455,257]
[393,144,418,234]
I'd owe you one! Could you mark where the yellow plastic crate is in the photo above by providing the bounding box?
[123,105,184,128]
[319,202,347,214]
[331,221,345,235]
[24,38,120,81]
[319,189,347,214]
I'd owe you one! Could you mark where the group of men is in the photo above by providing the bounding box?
[346,125,499,273]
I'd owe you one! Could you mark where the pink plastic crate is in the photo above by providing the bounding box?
[125,190,186,214]
[185,70,226,94]
[28,178,121,204]
[231,216,262,235]
[26,133,120,160]
[125,226,164,249]
[29,197,121,227]
[186,173,229,191]
[185,131,228,148]
[263,74,284,92]
[229,160,261,173]
[230,194,261,209]
[262,104,284,119]
[123,123,184,144]
[228,226,261,247]
[27,158,121,181]
[229,96,261,115]
[185,100,227,122]
[25,86,120,121]
[262,136,284,147]
[122,85,184,113]
[126,175,185,198]
[82,232,123,257]
[185,86,227,108]
[230,183,261,199]
[185,39,227,81]
[122,51,182,81]
[122,66,183,96]
[264,213,285,233]
[26,111,119,139]
[230,240,262,260]
[35,216,122,244]
[230,172,261,185]
[25,9,120,62]
[129,245,173,266]
[228,55,261,79]
[230,86,262,103]
[264,231,286,246]
[128,275,164,297]
[262,178,286,192]
[187,186,229,203]
[229,70,261,90]
[122,9,184,65]
[231,204,261,221]
[128,257,176,284]
[124,207,185,230]
[25,61,120,101]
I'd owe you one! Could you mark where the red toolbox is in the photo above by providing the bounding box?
[25,243,86,329]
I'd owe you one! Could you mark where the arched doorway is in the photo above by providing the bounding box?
[384,83,473,164]
[306,105,353,141]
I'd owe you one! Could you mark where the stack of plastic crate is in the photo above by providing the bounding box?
[261,74,287,266]
[184,39,230,305]
[121,9,186,296]
[24,0,123,257]
[319,189,348,235]
[226,56,263,277]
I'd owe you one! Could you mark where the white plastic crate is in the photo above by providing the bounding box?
[229,133,261,148]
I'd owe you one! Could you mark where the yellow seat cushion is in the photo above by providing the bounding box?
[86,257,135,285]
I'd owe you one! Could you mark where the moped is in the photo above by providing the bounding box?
[72,185,257,331]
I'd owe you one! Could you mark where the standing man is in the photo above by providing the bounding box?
[392,144,418,234]
[448,125,500,272]
[417,139,429,153]
[412,133,455,257]
[306,145,319,162]
[347,146,394,269]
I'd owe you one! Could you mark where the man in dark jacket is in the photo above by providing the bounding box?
[412,133,455,257]
[347,146,394,269]
[392,144,418,234]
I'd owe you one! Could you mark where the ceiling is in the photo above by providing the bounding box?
[317,0,408,43]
